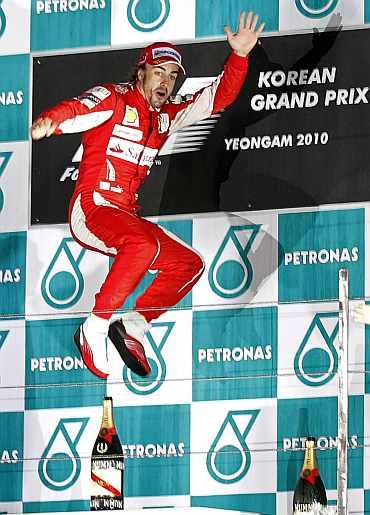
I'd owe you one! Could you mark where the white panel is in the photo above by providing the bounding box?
[25,225,110,320]
[23,406,101,502]
[107,309,192,406]
[111,0,196,47]
[279,0,364,32]
[190,398,277,496]
[192,211,278,310]
[0,1,31,55]
[277,301,364,399]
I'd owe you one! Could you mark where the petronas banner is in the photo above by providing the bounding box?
[31,27,370,223]
[1,205,370,513]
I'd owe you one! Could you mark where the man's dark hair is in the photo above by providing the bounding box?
[129,64,145,83]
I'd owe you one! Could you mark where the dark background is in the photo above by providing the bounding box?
[31,28,370,224]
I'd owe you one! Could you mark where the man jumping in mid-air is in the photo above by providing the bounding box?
[31,11,264,379]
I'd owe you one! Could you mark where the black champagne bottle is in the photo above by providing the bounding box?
[293,437,327,514]
[91,397,124,510]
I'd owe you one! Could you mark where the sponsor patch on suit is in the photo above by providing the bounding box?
[112,124,143,141]
[123,106,139,127]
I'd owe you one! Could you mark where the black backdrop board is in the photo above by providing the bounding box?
[31,28,370,224]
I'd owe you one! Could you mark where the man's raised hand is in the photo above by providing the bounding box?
[224,11,265,57]
[31,117,57,140]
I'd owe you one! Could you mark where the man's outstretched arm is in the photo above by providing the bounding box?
[168,11,264,133]
[211,10,265,114]
[30,84,118,140]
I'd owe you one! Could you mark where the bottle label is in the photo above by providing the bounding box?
[91,461,123,497]
[90,497,123,510]
[293,500,324,514]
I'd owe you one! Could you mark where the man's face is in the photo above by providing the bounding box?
[137,62,180,109]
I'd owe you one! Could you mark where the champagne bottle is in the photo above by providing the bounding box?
[91,397,124,511]
[293,437,327,514]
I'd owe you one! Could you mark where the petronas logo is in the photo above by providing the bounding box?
[209,225,261,298]
[294,312,338,387]
[0,152,12,213]
[123,322,174,395]
[127,0,170,32]
[207,410,259,484]
[0,1,6,38]
[41,238,86,309]
[295,0,338,18]
[38,418,88,490]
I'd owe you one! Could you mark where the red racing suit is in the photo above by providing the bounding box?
[40,52,249,321]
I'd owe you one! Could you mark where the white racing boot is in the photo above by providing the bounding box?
[74,314,110,378]
[108,311,151,376]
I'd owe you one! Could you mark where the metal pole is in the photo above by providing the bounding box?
[337,268,349,515]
